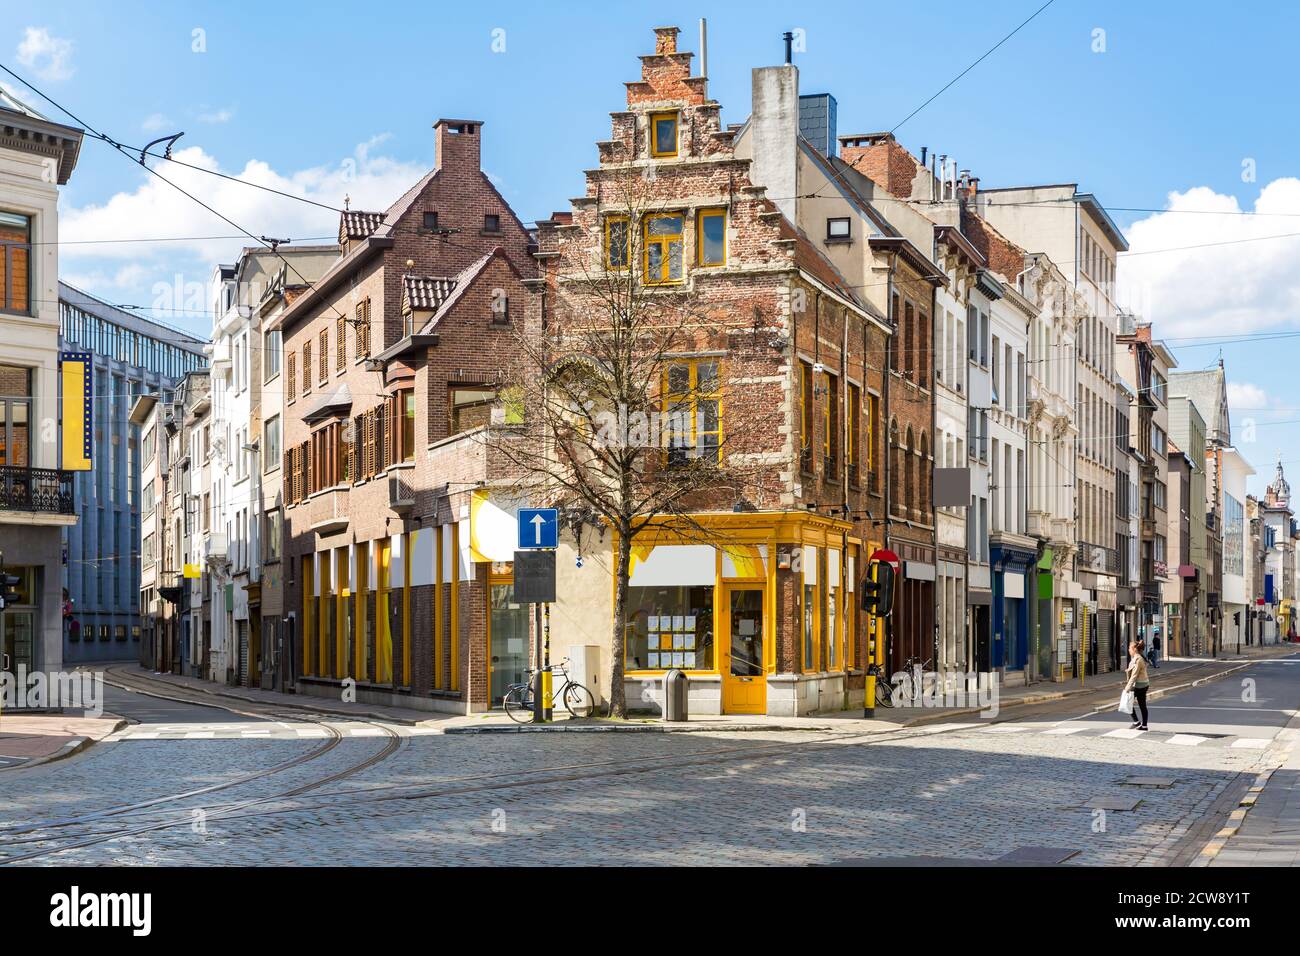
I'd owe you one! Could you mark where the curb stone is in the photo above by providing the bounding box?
[0,717,127,772]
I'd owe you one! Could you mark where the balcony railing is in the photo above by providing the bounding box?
[1078,540,1119,575]
[0,466,74,515]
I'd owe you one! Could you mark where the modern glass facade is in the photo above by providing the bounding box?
[57,283,206,664]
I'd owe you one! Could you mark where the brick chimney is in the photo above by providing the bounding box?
[434,119,483,171]
[654,26,679,54]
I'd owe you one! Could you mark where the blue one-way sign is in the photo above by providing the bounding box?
[517,508,558,549]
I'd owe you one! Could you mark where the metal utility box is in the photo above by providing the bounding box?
[567,644,603,711]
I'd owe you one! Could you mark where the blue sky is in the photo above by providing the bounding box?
[4,0,1299,494]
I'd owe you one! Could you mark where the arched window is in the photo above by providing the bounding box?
[904,426,915,516]
[889,418,901,516]
[919,431,930,513]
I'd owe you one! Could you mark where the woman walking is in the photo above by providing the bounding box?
[1124,639,1150,731]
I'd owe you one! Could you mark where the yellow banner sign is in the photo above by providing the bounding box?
[60,353,93,472]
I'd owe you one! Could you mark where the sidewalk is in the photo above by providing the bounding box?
[0,712,126,771]
[816,642,1297,726]
[98,643,1293,737]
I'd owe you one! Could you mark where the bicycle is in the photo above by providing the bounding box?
[867,662,894,708]
[893,656,934,705]
[503,657,596,723]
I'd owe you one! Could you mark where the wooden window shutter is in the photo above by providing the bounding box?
[319,329,328,381]
[302,344,311,393]
[337,316,346,370]
[384,398,395,470]
[287,352,296,401]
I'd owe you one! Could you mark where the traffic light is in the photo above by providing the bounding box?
[861,560,896,617]
[0,550,17,611]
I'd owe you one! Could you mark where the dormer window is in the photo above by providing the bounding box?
[826,217,851,241]
[650,112,678,158]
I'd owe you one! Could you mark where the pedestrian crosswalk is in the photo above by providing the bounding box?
[976,722,1273,749]
[109,722,440,741]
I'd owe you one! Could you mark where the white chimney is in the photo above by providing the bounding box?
[750,64,800,223]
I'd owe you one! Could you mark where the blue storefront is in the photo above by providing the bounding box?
[991,540,1039,675]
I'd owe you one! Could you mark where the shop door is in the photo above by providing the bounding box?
[489,583,529,706]
[722,586,765,714]
[1,611,34,674]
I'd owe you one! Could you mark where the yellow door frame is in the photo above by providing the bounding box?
[721,581,767,714]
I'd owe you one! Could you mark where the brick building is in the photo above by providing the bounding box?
[532,27,892,716]
[277,118,538,712]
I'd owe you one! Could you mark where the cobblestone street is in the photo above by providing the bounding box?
[2,656,1295,867]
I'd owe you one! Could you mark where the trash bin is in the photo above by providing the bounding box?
[663,668,688,722]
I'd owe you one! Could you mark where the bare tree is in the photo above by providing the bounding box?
[483,171,769,718]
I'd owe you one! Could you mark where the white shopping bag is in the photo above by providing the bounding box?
[1118,690,1134,714]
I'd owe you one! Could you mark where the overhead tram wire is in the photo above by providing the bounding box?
[0,60,359,331]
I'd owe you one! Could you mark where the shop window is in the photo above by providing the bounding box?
[625,585,714,671]
[605,216,630,271]
[650,112,678,158]
[696,208,726,266]
[803,546,819,671]
[663,359,720,466]
[643,214,684,284]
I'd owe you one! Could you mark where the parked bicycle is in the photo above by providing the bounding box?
[867,662,894,708]
[503,658,596,723]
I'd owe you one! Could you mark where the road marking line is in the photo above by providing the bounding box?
[1231,738,1269,749]
[1042,727,1087,735]
[346,727,385,737]
[1104,728,1144,739]
[186,731,215,739]
[1167,734,1209,746]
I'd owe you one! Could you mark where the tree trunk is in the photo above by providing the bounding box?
[609,528,631,718]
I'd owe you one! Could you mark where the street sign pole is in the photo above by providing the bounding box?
[543,603,553,721]
[533,603,544,724]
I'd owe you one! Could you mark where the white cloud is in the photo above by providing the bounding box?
[59,138,429,311]
[141,113,171,132]
[16,27,74,82]
[197,107,235,124]
[1117,179,1300,338]
[1227,381,1269,411]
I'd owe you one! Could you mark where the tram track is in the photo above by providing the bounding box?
[0,712,990,864]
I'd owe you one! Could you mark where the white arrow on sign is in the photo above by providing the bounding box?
[531,513,547,545]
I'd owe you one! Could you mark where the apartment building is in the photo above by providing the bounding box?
[207,246,335,686]
[0,89,82,679]
[279,113,537,712]
[57,283,205,664]
[1168,395,1209,654]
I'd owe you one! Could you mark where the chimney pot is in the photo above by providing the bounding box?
[654,26,680,55]
[433,118,483,172]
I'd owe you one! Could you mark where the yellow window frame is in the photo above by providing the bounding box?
[847,383,860,474]
[662,357,722,465]
[643,214,684,285]
[650,111,678,158]
[605,216,630,271]
[696,208,726,267]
